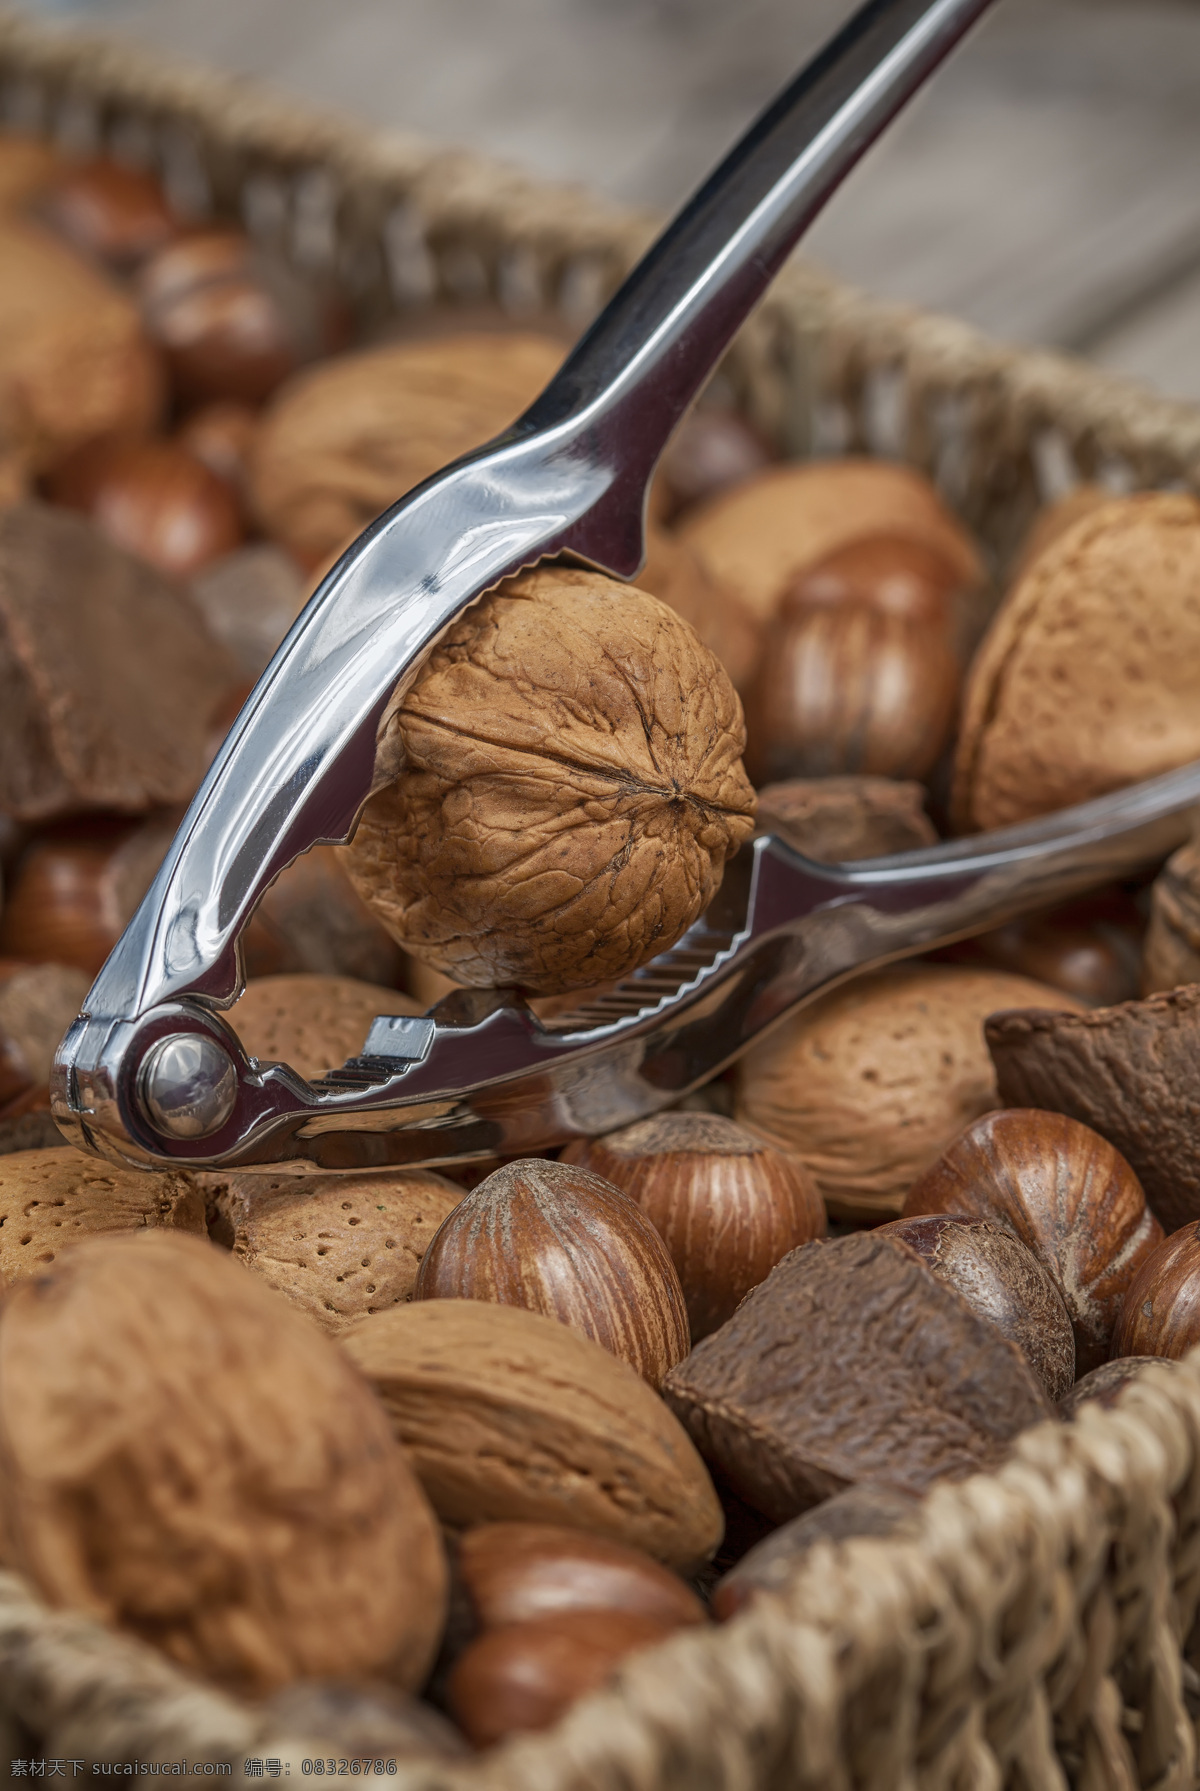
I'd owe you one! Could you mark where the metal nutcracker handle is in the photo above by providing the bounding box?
[55,0,1016,1169]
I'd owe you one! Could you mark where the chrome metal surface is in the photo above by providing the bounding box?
[52,0,1039,1170]
[139,1034,238,1141]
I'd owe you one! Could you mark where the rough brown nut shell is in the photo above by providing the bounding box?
[37,158,180,269]
[205,1168,463,1333]
[456,1521,705,1635]
[1011,486,1113,582]
[712,1482,920,1619]
[250,332,564,566]
[340,1298,723,1571]
[902,1109,1161,1375]
[448,1609,680,1749]
[413,1158,690,1387]
[877,1213,1075,1400]
[953,494,1200,830]
[340,565,756,995]
[662,1231,1052,1524]
[678,459,983,624]
[0,504,237,822]
[0,217,162,470]
[1058,1356,1176,1419]
[562,1112,825,1340]
[0,1230,447,1693]
[1143,833,1200,995]
[734,964,1081,1222]
[0,1145,205,1284]
[1112,1225,1200,1360]
[985,986,1200,1235]
[227,974,422,1083]
[754,776,937,861]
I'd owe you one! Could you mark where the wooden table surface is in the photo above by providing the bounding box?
[18,0,1200,401]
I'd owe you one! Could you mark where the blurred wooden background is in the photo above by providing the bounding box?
[14,0,1200,401]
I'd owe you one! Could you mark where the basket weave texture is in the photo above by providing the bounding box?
[2,10,1200,1784]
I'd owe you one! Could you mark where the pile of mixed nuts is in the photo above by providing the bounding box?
[1,135,1200,1763]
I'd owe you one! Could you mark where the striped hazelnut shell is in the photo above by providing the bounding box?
[563,1111,824,1339]
[412,1157,690,1386]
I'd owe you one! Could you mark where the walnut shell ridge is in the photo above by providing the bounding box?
[0,1230,446,1694]
[342,565,756,994]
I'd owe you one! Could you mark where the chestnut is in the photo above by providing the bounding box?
[137,229,346,405]
[456,1522,706,1632]
[877,1213,1074,1400]
[447,1609,681,1748]
[177,400,260,501]
[562,1111,824,1339]
[903,1109,1163,1373]
[745,533,963,784]
[1112,1225,1200,1361]
[412,1157,691,1386]
[37,157,180,269]
[47,436,243,580]
[940,889,1143,1008]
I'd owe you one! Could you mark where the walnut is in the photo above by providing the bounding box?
[954,494,1200,830]
[0,1230,447,1694]
[250,332,565,567]
[341,565,756,994]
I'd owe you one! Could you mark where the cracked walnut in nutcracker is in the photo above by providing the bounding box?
[341,565,756,995]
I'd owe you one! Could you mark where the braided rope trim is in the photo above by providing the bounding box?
[0,1359,1196,1788]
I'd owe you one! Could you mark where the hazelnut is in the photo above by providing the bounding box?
[754,775,937,861]
[562,1112,824,1340]
[985,987,1200,1234]
[137,229,346,406]
[1143,832,1200,995]
[903,1109,1162,1374]
[48,436,244,581]
[678,458,983,626]
[0,1144,205,1283]
[0,504,236,822]
[953,493,1200,830]
[1112,1226,1200,1360]
[206,1167,463,1333]
[1058,1355,1176,1419]
[877,1213,1074,1400]
[734,964,1082,1222]
[339,564,755,996]
[448,1610,680,1749]
[251,332,565,567]
[227,973,423,1083]
[177,400,260,499]
[0,217,163,471]
[0,1230,447,1693]
[414,1157,689,1385]
[340,1298,723,1571]
[656,405,774,519]
[712,1482,920,1619]
[662,1230,1051,1524]
[456,1521,706,1633]
[37,157,180,269]
[745,534,963,783]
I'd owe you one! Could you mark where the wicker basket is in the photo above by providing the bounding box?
[2,9,1200,1785]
